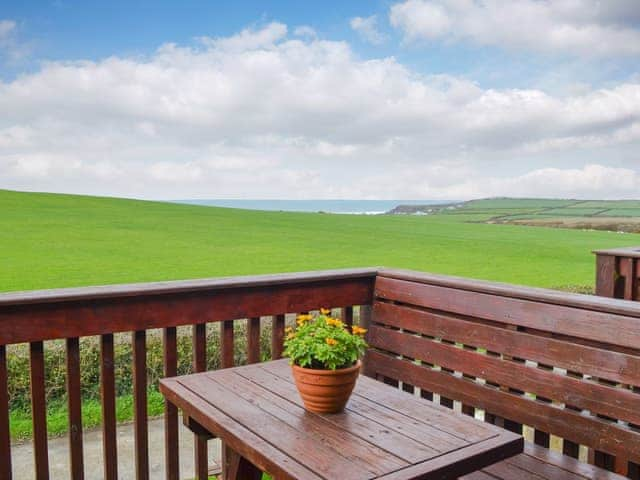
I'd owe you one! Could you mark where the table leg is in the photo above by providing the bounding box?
[222,442,262,480]
[182,415,214,479]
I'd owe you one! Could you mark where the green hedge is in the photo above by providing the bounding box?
[7,321,274,412]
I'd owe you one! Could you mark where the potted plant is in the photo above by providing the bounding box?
[283,308,368,413]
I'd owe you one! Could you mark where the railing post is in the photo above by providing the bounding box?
[594,247,640,300]
[593,247,640,478]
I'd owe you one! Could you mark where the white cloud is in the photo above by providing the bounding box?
[199,22,288,52]
[389,0,640,57]
[350,15,387,45]
[294,25,317,39]
[0,22,639,200]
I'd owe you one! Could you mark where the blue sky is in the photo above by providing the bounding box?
[3,1,392,75]
[4,1,638,89]
[1,1,640,199]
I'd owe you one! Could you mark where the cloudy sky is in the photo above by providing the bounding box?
[1,0,639,200]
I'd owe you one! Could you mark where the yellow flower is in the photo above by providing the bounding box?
[326,317,344,328]
[320,307,331,315]
[326,337,338,346]
[296,314,312,326]
[286,332,296,340]
[352,326,367,336]
[285,326,293,333]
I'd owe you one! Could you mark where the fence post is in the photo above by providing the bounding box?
[593,247,640,300]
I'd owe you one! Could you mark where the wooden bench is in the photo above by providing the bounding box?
[365,269,640,479]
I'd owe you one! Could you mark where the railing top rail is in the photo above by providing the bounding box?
[593,246,640,258]
[0,267,379,307]
[377,267,640,318]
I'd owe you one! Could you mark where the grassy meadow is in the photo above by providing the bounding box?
[2,189,639,293]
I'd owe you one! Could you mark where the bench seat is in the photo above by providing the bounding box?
[461,443,627,480]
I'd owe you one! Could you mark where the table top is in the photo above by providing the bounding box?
[160,359,523,480]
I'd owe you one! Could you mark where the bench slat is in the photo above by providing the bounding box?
[368,324,640,425]
[375,277,640,350]
[373,301,640,386]
[365,351,640,464]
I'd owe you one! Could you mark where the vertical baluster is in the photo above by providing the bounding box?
[621,258,637,300]
[563,439,580,459]
[101,334,118,480]
[192,324,208,480]
[271,314,285,360]
[501,326,523,434]
[221,321,235,368]
[247,317,261,364]
[30,341,49,479]
[66,338,84,480]
[438,341,454,408]
[587,377,618,470]
[132,330,149,480]
[163,327,179,480]
[0,345,11,480]
[484,352,500,426]
[400,334,415,394]
[533,363,553,448]
[342,306,354,327]
[460,345,476,417]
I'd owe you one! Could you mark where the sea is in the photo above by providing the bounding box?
[173,199,450,215]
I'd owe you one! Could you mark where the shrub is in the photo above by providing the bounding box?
[6,320,274,412]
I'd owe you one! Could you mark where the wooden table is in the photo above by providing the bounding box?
[160,359,523,480]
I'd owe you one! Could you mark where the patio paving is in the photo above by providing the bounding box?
[11,417,221,479]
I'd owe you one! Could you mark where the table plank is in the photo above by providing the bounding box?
[178,374,379,479]
[355,376,491,442]
[376,435,523,480]
[263,359,493,442]
[211,369,408,474]
[236,365,441,463]
[160,378,322,480]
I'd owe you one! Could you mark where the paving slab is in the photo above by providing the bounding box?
[11,417,221,479]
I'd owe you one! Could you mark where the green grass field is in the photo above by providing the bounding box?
[445,198,640,220]
[2,189,639,293]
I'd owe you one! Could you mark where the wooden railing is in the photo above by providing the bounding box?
[3,266,640,479]
[365,269,640,479]
[0,268,377,480]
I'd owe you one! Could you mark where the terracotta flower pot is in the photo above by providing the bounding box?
[291,360,361,413]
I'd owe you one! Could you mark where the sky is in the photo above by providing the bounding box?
[1,0,639,200]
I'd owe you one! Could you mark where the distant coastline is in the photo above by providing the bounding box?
[171,199,452,214]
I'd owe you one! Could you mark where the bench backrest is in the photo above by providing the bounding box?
[364,269,640,477]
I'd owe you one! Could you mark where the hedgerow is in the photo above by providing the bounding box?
[7,321,274,412]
